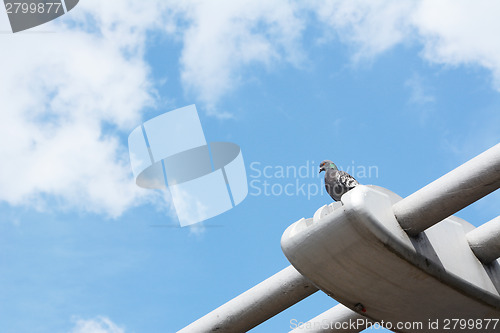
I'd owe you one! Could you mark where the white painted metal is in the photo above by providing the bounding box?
[467,216,500,264]
[393,142,500,236]
[281,185,500,333]
[180,143,500,332]
[178,265,318,333]
[289,304,369,333]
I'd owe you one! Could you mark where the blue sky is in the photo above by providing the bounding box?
[1,1,500,332]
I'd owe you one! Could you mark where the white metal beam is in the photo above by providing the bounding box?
[179,143,500,332]
[289,303,370,333]
[178,265,318,332]
[393,142,500,236]
[467,216,500,264]
[282,185,500,332]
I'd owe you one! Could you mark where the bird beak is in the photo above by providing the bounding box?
[319,167,323,173]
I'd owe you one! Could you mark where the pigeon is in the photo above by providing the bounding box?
[319,160,359,201]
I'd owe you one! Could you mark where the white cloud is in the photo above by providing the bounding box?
[171,0,500,109]
[66,0,172,54]
[309,0,500,90]
[405,72,435,105]
[69,317,125,333]
[0,0,306,216]
[309,0,416,61]
[2,0,500,217]
[404,72,435,125]
[172,0,305,115]
[0,2,161,217]
[413,0,500,89]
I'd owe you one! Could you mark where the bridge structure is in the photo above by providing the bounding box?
[179,143,500,332]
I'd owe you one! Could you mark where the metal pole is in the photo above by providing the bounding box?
[393,142,500,236]
[178,265,318,333]
[180,143,500,332]
[467,216,500,264]
[289,304,369,333]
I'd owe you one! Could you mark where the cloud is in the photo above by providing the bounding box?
[309,0,500,91]
[0,0,306,215]
[0,2,161,217]
[309,0,416,61]
[66,0,172,53]
[2,0,500,217]
[413,0,500,89]
[69,317,125,333]
[404,72,435,125]
[171,0,500,109]
[405,72,435,105]
[172,0,305,114]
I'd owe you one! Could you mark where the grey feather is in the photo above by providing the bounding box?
[319,160,359,202]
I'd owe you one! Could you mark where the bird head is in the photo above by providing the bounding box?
[319,160,338,173]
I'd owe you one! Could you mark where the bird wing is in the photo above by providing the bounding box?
[337,170,359,189]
